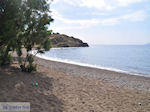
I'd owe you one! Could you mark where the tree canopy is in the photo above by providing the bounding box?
[0,0,53,72]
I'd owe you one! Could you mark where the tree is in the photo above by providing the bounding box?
[0,0,23,65]
[0,0,53,72]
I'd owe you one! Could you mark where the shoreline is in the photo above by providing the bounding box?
[35,56,150,91]
[35,53,150,78]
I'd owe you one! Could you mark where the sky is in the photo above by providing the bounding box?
[48,0,150,45]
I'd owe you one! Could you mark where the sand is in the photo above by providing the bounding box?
[0,57,150,112]
[35,57,150,91]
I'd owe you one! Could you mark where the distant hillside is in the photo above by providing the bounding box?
[49,33,89,48]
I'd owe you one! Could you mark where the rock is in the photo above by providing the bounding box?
[49,33,89,48]
[82,101,85,104]
[138,103,142,106]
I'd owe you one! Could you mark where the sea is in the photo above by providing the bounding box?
[35,45,150,78]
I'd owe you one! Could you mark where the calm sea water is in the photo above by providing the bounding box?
[36,45,150,77]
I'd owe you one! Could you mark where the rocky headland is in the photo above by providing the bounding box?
[49,33,89,48]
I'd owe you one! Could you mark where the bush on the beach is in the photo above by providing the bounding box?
[0,0,53,72]
[26,64,37,73]
[0,48,12,66]
[20,63,37,73]
[24,55,37,73]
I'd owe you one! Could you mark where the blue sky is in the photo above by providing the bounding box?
[49,0,150,45]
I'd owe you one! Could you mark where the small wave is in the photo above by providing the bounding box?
[30,50,148,77]
[30,48,150,78]
[35,53,136,75]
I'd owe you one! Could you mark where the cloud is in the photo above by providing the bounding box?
[121,10,147,21]
[80,0,114,10]
[52,0,145,10]
[51,9,147,30]
[91,12,109,16]
[116,0,144,6]
[80,0,145,10]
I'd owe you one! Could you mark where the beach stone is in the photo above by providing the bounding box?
[138,103,142,106]
[15,82,24,89]
[82,101,85,104]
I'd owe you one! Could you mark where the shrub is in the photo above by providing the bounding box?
[0,48,12,66]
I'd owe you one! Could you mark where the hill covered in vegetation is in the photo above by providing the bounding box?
[49,33,89,47]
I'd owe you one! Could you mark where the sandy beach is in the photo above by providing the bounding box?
[0,57,150,112]
[1,0,150,111]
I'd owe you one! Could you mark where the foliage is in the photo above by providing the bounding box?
[0,48,12,66]
[0,0,23,66]
[0,0,53,72]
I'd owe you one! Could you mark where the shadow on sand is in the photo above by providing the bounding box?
[0,66,63,112]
